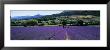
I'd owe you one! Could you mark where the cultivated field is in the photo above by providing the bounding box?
[11,26,100,40]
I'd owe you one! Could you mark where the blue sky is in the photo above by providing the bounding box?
[11,10,63,17]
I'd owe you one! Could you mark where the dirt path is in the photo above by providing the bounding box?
[65,31,70,40]
[63,27,71,40]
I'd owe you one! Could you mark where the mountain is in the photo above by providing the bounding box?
[11,14,43,20]
[51,10,100,16]
[11,11,100,20]
[41,10,100,19]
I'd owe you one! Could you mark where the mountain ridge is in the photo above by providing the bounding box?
[11,11,100,20]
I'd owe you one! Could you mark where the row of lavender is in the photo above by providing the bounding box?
[11,26,100,40]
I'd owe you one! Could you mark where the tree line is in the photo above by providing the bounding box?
[11,15,100,27]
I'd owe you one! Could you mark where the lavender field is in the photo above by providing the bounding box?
[11,10,100,40]
[11,26,100,40]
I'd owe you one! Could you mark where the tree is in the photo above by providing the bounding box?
[61,20,67,28]
[11,21,17,26]
[47,20,56,25]
[54,19,61,25]
[26,19,38,26]
[77,20,84,26]
[20,20,28,27]
[89,20,100,25]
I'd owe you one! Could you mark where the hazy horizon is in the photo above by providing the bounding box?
[11,10,63,17]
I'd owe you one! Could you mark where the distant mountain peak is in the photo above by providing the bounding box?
[34,14,41,16]
[11,14,43,20]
